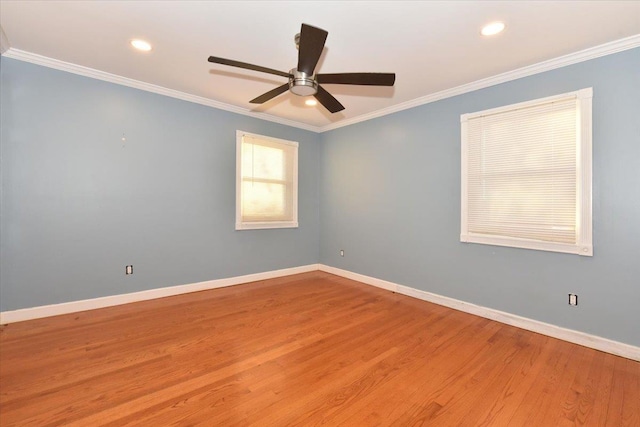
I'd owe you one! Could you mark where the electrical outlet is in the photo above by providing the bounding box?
[340,250,344,257]
[568,293,578,306]
[125,265,133,275]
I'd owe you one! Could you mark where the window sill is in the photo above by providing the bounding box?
[460,233,592,256]
[236,221,299,231]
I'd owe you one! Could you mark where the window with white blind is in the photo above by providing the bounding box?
[460,88,593,256]
[236,131,298,230]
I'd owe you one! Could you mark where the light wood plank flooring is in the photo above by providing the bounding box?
[1,271,639,426]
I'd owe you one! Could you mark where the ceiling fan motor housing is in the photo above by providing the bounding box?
[289,68,318,96]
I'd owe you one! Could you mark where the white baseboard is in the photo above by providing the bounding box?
[0,264,319,324]
[3,262,638,361]
[319,264,640,362]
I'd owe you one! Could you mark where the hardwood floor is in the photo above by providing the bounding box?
[1,271,638,426]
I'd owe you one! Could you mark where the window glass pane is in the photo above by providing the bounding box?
[467,104,577,243]
[242,180,287,219]
[242,142,285,181]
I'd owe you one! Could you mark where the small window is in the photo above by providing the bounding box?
[236,130,298,230]
[460,88,592,256]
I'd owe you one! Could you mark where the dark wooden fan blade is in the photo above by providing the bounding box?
[250,83,290,104]
[314,85,344,113]
[208,56,291,78]
[297,24,328,75]
[317,73,396,86]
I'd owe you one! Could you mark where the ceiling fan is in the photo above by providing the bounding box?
[207,24,396,113]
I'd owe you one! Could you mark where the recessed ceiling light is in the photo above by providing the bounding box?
[481,22,505,36]
[130,39,152,52]
[305,99,318,106]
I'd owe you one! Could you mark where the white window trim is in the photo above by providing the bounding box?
[460,88,593,256]
[236,130,299,230]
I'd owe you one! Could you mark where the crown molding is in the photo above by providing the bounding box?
[319,34,640,132]
[2,34,638,134]
[0,25,10,54]
[1,48,321,133]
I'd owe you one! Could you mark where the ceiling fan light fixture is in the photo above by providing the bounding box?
[289,68,318,96]
[130,39,152,52]
[305,99,318,106]
[481,22,505,36]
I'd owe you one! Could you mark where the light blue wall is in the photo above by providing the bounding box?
[2,49,639,347]
[0,57,320,311]
[319,48,640,346]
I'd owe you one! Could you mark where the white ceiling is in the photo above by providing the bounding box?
[1,1,639,130]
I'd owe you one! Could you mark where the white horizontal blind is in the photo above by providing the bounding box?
[465,97,578,244]
[239,133,297,224]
